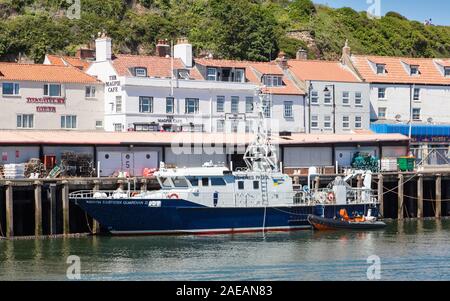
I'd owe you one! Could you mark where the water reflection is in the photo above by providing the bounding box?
[0,219,449,281]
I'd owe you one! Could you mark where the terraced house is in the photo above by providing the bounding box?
[0,63,104,130]
[85,36,306,134]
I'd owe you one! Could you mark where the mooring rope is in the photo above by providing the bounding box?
[85,212,93,234]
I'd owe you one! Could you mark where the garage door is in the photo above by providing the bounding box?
[284,147,333,167]
[98,151,158,177]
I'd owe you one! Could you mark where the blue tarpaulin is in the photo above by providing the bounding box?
[371,123,450,142]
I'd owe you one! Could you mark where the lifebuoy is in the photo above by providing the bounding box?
[327,192,335,203]
[168,193,179,199]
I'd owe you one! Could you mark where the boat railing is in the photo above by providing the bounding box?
[69,190,138,199]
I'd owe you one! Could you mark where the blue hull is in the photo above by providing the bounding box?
[73,198,379,235]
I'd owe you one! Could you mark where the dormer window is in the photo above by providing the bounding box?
[445,67,450,77]
[410,65,419,76]
[376,64,386,75]
[134,67,147,77]
[263,75,283,87]
[177,69,191,80]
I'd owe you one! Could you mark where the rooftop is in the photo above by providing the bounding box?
[0,130,409,146]
[351,55,450,85]
[287,59,361,83]
[0,62,100,84]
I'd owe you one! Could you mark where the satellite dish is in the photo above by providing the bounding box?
[427,117,433,124]
[395,114,401,121]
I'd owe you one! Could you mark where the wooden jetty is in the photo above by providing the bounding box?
[0,172,449,238]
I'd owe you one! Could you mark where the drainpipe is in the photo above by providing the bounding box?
[308,81,313,134]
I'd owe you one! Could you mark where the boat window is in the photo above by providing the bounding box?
[173,177,189,188]
[187,177,199,187]
[238,181,244,190]
[159,177,172,188]
[211,177,226,186]
[253,181,259,190]
[202,178,209,186]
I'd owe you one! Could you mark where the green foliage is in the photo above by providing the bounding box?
[0,0,448,63]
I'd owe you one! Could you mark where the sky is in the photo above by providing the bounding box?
[312,0,450,26]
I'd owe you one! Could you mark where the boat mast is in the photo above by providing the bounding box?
[243,89,279,172]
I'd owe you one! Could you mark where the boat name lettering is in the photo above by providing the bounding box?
[148,201,162,207]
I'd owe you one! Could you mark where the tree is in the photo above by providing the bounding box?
[287,0,316,23]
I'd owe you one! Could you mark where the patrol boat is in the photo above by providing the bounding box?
[70,92,380,235]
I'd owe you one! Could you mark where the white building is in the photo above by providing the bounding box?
[86,37,306,134]
[286,55,371,134]
[342,49,450,124]
[0,62,104,130]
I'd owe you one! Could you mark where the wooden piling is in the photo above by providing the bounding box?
[377,175,384,218]
[62,181,70,235]
[34,181,43,237]
[398,174,404,220]
[92,180,101,235]
[436,175,442,218]
[5,182,13,238]
[49,184,57,235]
[417,175,423,219]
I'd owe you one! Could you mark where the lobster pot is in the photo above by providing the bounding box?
[381,158,398,172]
[3,163,26,179]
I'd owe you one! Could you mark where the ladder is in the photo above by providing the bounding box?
[261,177,269,206]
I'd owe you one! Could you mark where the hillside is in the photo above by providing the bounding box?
[0,0,449,63]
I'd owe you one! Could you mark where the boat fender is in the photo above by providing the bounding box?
[168,193,179,199]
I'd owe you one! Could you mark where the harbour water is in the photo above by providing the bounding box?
[0,219,449,281]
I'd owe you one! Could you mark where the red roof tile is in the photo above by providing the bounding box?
[0,62,100,84]
[287,60,361,82]
[46,55,92,71]
[112,54,203,80]
[352,55,450,85]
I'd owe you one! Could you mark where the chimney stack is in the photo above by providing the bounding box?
[95,32,112,62]
[174,37,193,68]
[342,39,351,57]
[276,51,288,70]
[156,39,170,57]
[296,48,308,60]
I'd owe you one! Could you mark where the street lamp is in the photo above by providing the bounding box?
[324,85,336,134]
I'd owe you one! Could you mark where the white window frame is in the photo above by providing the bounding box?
[2,82,20,96]
[207,68,217,81]
[95,120,103,129]
[185,98,199,114]
[410,65,419,76]
[445,67,450,77]
[378,87,386,100]
[342,116,350,129]
[412,108,421,121]
[263,75,283,87]
[376,64,385,74]
[284,101,293,119]
[166,97,174,114]
[355,116,362,129]
[16,114,34,129]
[135,67,147,77]
[413,88,420,101]
[116,96,122,113]
[342,91,350,105]
[234,69,245,83]
[44,84,62,97]
[245,120,253,133]
[61,115,77,129]
[231,120,239,133]
[355,92,362,106]
[324,115,331,129]
[310,91,319,104]
[216,120,225,133]
[263,99,271,118]
[139,96,153,113]
[85,86,96,98]
[114,123,123,132]
[217,96,225,113]
[311,115,319,129]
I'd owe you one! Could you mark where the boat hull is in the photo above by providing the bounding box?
[73,198,379,235]
[307,215,387,231]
